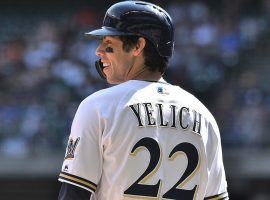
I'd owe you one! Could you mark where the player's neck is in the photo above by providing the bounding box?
[132,70,161,81]
[126,58,162,82]
[130,67,162,82]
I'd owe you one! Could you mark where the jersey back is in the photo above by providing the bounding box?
[59,80,228,200]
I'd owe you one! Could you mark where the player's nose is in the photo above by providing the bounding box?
[96,44,105,57]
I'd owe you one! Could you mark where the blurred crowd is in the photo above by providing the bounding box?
[0,0,270,158]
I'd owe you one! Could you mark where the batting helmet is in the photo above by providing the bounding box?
[85,0,174,58]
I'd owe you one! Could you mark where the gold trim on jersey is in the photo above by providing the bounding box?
[59,172,97,192]
[204,191,229,199]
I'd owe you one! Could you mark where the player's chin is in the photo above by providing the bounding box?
[104,73,115,84]
[105,75,124,84]
[104,69,120,84]
[106,78,123,85]
[106,78,114,84]
[103,68,111,81]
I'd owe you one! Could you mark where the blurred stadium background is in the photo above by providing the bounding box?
[0,0,269,199]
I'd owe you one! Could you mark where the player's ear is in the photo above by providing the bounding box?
[133,37,146,57]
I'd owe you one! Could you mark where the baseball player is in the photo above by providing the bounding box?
[58,1,229,200]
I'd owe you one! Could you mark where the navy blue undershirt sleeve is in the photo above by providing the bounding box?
[58,182,92,200]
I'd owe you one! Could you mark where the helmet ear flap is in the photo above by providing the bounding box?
[95,59,107,79]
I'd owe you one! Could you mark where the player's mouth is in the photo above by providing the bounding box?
[101,60,111,69]
[102,62,110,67]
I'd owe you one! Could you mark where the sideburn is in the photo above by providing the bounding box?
[119,36,140,52]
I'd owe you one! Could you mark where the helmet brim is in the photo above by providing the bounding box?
[85,27,136,39]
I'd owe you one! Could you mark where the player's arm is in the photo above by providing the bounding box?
[204,120,229,199]
[58,98,102,199]
[58,182,92,200]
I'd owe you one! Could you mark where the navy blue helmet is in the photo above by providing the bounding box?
[86,0,174,58]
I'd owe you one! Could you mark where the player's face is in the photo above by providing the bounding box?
[95,36,136,84]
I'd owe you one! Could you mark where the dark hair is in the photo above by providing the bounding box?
[119,36,168,74]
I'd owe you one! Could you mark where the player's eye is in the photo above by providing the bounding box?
[105,47,114,53]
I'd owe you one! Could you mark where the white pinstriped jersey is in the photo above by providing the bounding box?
[58,79,228,200]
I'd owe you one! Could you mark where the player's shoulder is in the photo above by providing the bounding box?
[176,86,216,122]
[80,81,136,108]
[175,86,220,137]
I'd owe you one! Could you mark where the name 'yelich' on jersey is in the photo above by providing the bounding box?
[129,102,202,135]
